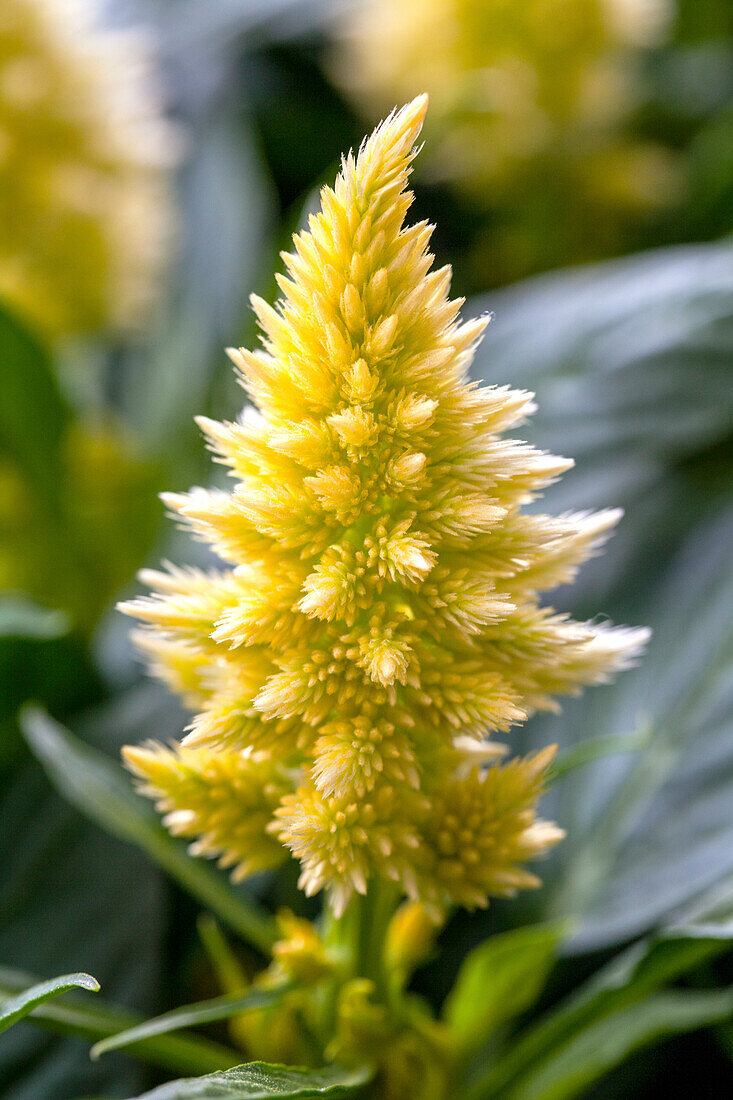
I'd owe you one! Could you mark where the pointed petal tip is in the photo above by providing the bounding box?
[116,599,140,618]
[407,91,429,121]
[121,743,152,773]
[225,346,246,369]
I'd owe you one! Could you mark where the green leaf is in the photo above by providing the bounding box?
[664,875,733,940]
[91,984,292,1059]
[549,728,651,782]
[546,509,733,950]
[0,972,99,1033]
[0,597,69,641]
[158,0,352,55]
[506,988,733,1100]
[20,707,278,955]
[470,242,733,637]
[125,1062,373,1100]
[465,932,730,1099]
[443,923,566,1051]
[0,300,68,500]
[121,114,274,455]
[197,916,249,997]
[0,753,168,1096]
[0,596,77,769]
[471,242,733,516]
[466,243,733,952]
[0,968,237,1077]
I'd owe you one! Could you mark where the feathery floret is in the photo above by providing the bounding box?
[123,743,290,881]
[122,96,648,916]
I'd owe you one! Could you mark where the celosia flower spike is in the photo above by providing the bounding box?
[122,96,648,917]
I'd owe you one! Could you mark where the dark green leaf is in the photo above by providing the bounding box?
[546,509,733,949]
[0,968,237,1077]
[664,876,733,940]
[470,241,733,613]
[0,300,68,500]
[0,744,167,1098]
[121,113,274,455]
[92,984,292,1059]
[464,244,733,950]
[126,1062,373,1100]
[443,923,565,1051]
[465,933,730,1099]
[0,972,99,1033]
[156,0,347,55]
[471,243,733,511]
[20,707,278,955]
[0,597,77,770]
[505,988,733,1100]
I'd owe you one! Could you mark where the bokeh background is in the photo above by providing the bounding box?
[1,0,731,1096]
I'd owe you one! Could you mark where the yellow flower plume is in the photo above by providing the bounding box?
[122,96,648,916]
[0,0,176,335]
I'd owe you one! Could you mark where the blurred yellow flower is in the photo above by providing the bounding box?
[327,978,451,1099]
[385,900,439,978]
[0,0,177,336]
[0,421,159,628]
[122,97,648,916]
[271,910,342,985]
[335,0,679,282]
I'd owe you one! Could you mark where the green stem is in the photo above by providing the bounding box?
[330,880,401,998]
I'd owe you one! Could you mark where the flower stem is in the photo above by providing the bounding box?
[333,880,401,999]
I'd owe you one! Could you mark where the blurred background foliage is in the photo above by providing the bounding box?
[0,0,731,1097]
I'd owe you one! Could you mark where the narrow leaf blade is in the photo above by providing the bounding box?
[0,971,99,1033]
[0,967,237,1077]
[466,932,730,1098]
[0,597,69,641]
[92,984,292,1059]
[507,989,733,1100]
[20,707,278,955]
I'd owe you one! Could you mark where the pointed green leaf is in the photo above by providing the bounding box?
[506,988,733,1100]
[547,510,733,950]
[471,250,733,949]
[197,916,249,996]
[0,971,99,1033]
[0,967,237,1076]
[444,923,566,1052]
[92,984,293,1059]
[664,875,733,940]
[465,932,730,1099]
[125,1063,373,1100]
[471,242,733,515]
[20,707,278,954]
